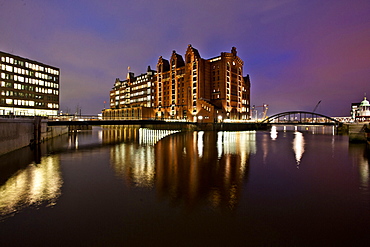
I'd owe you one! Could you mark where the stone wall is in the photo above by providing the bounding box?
[348,123,368,142]
[0,118,68,156]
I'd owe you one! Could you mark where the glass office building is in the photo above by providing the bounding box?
[0,51,60,116]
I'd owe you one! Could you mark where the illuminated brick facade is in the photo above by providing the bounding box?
[103,45,250,122]
[0,51,60,116]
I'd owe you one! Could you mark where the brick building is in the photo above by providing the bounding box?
[103,45,250,122]
[0,51,60,116]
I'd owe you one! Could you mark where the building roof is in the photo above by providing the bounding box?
[360,97,370,107]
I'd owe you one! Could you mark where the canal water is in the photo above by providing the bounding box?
[0,126,369,246]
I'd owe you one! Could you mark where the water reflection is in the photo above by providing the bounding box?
[139,128,180,145]
[276,125,336,135]
[293,131,305,168]
[109,130,256,210]
[270,126,306,167]
[349,144,370,196]
[102,126,179,146]
[108,127,179,188]
[0,155,62,219]
[110,142,156,188]
[270,126,278,140]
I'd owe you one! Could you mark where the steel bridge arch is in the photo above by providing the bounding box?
[261,111,341,125]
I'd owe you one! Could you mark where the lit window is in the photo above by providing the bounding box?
[6,65,12,72]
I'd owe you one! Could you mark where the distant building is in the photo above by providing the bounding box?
[0,51,60,116]
[351,96,370,122]
[103,45,251,122]
[103,66,156,120]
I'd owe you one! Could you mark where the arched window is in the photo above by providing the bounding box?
[226,62,230,71]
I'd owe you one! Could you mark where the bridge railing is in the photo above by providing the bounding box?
[261,111,342,125]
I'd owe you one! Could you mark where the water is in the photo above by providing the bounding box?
[0,126,369,246]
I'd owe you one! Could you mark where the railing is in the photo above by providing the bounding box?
[261,111,342,125]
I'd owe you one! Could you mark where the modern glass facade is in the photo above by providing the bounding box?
[0,51,60,116]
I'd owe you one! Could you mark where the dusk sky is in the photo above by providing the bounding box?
[1,0,369,116]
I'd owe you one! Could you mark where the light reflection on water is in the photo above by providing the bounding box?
[106,127,180,188]
[293,131,305,167]
[154,131,256,210]
[0,155,62,219]
[348,143,370,200]
[108,130,257,210]
[1,126,370,245]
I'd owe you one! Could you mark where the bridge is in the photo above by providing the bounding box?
[261,111,342,125]
[46,111,343,132]
[47,119,268,131]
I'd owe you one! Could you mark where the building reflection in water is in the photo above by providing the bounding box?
[102,126,179,145]
[349,144,370,199]
[0,155,62,219]
[107,127,179,188]
[107,128,257,210]
[293,131,305,168]
[139,128,180,146]
[155,131,256,210]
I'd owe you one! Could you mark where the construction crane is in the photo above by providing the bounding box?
[252,104,269,120]
[312,100,321,113]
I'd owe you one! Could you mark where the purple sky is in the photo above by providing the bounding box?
[1,0,369,116]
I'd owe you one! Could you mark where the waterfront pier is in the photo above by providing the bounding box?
[0,117,68,156]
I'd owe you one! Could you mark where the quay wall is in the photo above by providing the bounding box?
[348,123,368,142]
[0,118,68,156]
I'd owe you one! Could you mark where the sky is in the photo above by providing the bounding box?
[0,0,369,116]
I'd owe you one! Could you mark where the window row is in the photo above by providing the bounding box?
[1,81,59,95]
[1,64,59,80]
[0,57,59,75]
[1,73,59,87]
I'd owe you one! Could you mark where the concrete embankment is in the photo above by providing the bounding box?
[0,117,68,156]
[348,123,369,142]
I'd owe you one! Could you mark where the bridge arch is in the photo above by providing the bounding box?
[261,111,341,125]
